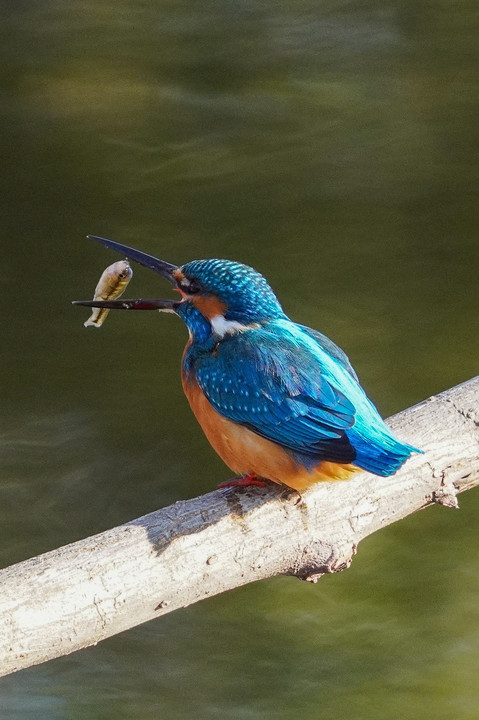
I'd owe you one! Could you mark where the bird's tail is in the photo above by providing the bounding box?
[347,426,420,477]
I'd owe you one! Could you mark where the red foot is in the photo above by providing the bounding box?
[218,473,268,489]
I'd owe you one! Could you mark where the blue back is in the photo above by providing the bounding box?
[182,315,418,476]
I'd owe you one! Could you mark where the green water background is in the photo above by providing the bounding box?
[1,1,479,718]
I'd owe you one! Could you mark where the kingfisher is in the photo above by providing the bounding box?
[74,235,419,494]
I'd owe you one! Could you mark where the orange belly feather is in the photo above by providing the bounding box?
[182,376,359,492]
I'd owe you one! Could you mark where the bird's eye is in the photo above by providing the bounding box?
[183,279,201,294]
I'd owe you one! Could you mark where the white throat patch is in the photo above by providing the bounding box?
[210,314,250,338]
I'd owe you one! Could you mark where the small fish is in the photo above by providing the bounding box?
[84,260,133,328]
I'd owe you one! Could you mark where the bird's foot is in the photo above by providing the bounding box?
[218,473,268,489]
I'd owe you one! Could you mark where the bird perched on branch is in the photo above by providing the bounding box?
[74,236,418,493]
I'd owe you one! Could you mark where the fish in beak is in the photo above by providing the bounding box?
[72,235,181,315]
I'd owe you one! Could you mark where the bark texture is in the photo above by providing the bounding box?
[1,377,478,677]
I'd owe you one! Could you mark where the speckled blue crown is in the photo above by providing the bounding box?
[181,259,286,323]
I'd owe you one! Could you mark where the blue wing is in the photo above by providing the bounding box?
[188,319,419,475]
[191,323,359,465]
[297,324,359,381]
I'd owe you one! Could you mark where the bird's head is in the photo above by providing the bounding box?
[73,236,286,341]
[174,258,285,331]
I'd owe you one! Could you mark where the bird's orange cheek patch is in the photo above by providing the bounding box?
[172,270,187,296]
[191,295,227,320]
[172,269,185,283]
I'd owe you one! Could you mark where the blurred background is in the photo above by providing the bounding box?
[1,1,478,718]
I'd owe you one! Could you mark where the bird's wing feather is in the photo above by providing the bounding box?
[296,324,359,380]
[193,325,358,461]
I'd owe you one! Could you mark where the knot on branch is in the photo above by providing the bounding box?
[288,541,357,583]
[427,462,460,509]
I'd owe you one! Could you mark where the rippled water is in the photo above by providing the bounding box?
[1,1,479,718]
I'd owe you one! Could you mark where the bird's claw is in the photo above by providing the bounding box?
[218,474,268,489]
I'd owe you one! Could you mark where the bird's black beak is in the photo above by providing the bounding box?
[72,235,181,312]
[72,298,179,311]
[87,234,179,284]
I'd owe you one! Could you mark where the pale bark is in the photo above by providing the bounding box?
[1,377,479,677]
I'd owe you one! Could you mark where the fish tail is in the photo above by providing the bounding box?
[84,308,110,328]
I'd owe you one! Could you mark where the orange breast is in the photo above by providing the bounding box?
[182,377,359,492]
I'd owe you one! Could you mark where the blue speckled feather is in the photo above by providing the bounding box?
[185,318,417,475]
[193,327,356,462]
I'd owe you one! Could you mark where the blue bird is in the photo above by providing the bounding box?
[74,236,419,493]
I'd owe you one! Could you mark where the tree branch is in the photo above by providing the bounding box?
[1,377,479,677]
